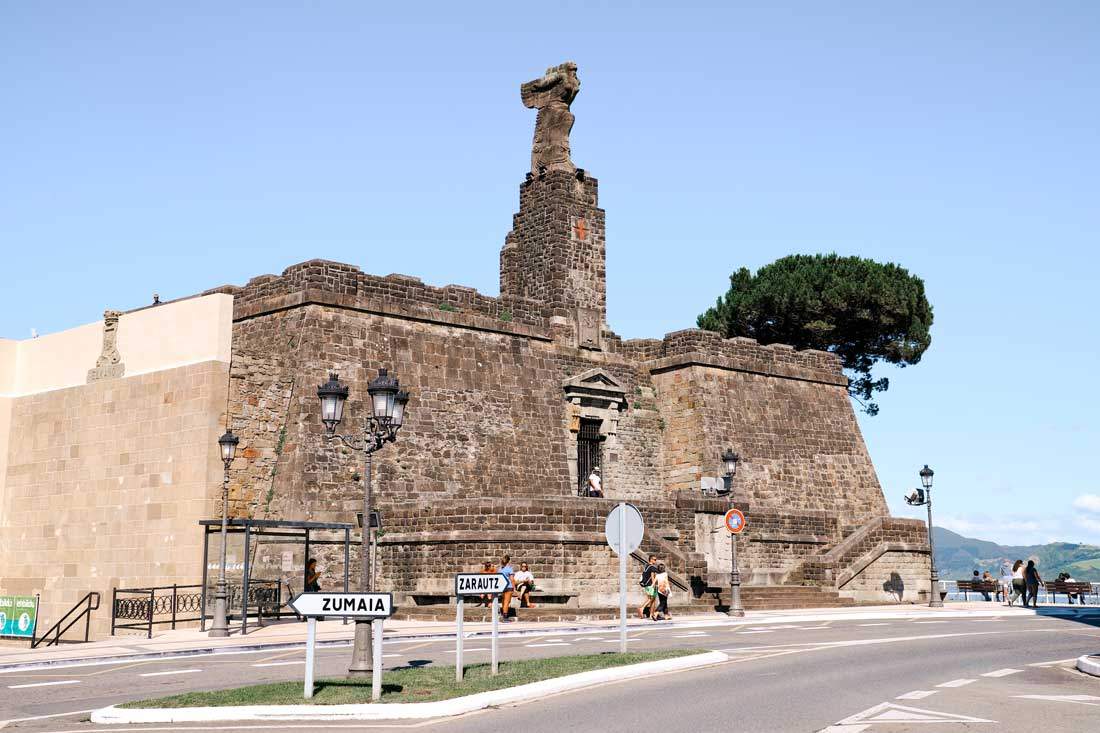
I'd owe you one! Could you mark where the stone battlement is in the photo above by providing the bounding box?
[207,258,551,330]
[622,328,845,386]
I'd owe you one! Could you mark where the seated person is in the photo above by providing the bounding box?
[513,562,537,608]
[478,561,496,607]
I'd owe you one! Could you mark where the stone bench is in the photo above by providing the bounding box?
[406,590,580,608]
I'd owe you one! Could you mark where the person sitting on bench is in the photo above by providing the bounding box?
[513,562,537,608]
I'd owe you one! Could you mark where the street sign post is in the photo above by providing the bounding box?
[724,508,746,534]
[453,573,509,681]
[604,503,644,653]
[289,593,393,700]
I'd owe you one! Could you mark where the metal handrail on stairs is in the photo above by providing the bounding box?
[31,592,100,648]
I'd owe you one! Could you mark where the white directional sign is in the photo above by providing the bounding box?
[455,573,510,596]
[289,592,393,618]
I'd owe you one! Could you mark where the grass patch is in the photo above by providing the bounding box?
[120,649,695,708]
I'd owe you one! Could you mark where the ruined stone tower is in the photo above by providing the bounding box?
[500,169,606,347]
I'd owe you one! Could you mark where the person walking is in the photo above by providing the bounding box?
[1024,560,1044,608]
[999,560,1014,605]
[1010,559,1025,606]
[654,562,672,620]
[637,554,658,619]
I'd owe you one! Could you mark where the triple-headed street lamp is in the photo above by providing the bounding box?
[317,369,410,677]
[722,448,744,618]
[208,429,239,637]
[905,464,942,608]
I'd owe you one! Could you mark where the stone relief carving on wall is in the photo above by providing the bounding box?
[521,61,580,175]
[87,309,125,383]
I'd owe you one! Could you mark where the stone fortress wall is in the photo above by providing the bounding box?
[0,64,929,640]
[0,295,233,640]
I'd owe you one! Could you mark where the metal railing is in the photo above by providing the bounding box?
[112,581,285,638]
[112,585,204,639]
[31,592,100,648]
[940,580,1100,604]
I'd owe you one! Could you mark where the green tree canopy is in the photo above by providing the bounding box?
[697,254,933,415]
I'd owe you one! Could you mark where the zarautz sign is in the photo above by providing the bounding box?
[289,593,393,618]
[455,573,510,596]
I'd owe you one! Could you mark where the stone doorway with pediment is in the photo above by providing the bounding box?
[563,368,627,496]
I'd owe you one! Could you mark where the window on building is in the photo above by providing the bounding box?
[577,418,603,496]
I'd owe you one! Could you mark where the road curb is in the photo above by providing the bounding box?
[1076,654,1100,677]
[90,650,729,723]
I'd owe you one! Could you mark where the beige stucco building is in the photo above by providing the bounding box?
[0,295,232,640]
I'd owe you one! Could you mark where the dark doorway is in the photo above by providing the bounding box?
[577,418,603,496]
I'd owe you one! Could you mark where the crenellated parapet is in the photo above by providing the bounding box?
[622,328,846,386]
[206,259,551,334]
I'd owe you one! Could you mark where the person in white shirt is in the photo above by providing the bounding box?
[513,562,537,608]
[586,467,603,497]
[999,560,1014,605]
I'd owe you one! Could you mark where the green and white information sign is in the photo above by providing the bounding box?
[0,595,38,639]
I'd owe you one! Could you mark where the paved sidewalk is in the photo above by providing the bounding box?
[1,601,1095,672]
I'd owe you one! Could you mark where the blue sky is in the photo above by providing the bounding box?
[3,2,1098,546]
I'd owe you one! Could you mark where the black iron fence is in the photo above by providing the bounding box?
[111,580,287,638]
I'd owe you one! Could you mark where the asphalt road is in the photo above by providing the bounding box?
[1,612,1098,732]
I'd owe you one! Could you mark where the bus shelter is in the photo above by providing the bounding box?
[198,518,354,635]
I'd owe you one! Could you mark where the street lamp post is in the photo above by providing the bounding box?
[722,449,744,618]
[208,429,239,638]
[905,464,941,608]
[317,370,409,677]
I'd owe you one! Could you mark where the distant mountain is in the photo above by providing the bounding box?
[933,527,1100,582]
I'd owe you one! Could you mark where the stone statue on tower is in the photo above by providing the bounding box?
[521,61,580,175]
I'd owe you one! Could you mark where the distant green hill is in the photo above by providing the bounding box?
[933,527,1100,582]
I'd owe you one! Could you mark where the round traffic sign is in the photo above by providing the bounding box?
[724,508,746,534]
[604,503,644,556]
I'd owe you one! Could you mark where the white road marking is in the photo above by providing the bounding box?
[737,630,775,634]
[6,679,80,689]
[820,726,869,732]
[382,653,403,658]
[139,669,203,677]
[837,702,993,725]
[859,623,890,627]
[936,678,976,688]
[0,708,97,726]
[445,648,489,652]
[574,636,606,641]
[981,668,1022,678]
[524,642,571,648]
[1027,657,1078,667]
[913,620,950,624]
[1014,694,1100,706]
[896,690,937,700]
[673,632,709,638]
[252,661,304,667]
[797,625,831,629]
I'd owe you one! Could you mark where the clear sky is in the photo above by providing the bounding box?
[3,2,1098,546]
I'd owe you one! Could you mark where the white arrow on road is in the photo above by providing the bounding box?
[836,702,994,725]
[288,592,393,618]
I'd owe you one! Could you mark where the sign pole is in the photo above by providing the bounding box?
[619,501,627,654]
[371,619,383,702]
[491,596,499,675]
[455,596,464,683]
[303,616,317,699]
